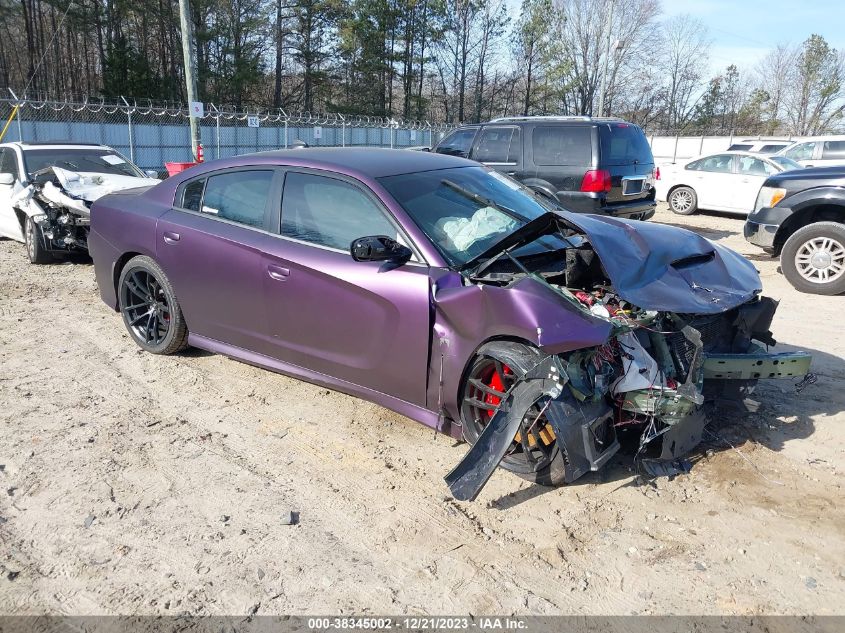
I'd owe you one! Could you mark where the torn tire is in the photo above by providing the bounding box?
[458,342,569,488]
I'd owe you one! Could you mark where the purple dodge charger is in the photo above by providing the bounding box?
[89,149,812,500]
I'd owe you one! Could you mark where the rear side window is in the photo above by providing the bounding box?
[532,126,592,166]
[182,179,204,211]
[473,127,520,163]
[822,140,845,159]
[687,154,733,173]
[179,170,274,229]
[281,172,396,251]
[202,171,273,228]
[598,124,653,166]
[784,142,815,160]
[435,128,478,158]
[759,144,787,154]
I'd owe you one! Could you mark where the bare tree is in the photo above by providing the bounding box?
[542,0,660,116]
[659,13,710,130]
[754,44,797,134]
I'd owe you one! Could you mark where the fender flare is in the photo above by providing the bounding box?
[519,178,559,202]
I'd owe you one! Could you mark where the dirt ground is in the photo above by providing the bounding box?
[0,204,843,616]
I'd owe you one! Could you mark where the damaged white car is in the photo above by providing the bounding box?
[0,142,159,263]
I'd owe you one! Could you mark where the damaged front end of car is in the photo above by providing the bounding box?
[444,213,813,501]
[12,166,156,254]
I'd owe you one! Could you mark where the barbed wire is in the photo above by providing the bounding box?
[1,95,454,131]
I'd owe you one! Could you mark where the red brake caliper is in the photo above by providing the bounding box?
[484,364,511,418]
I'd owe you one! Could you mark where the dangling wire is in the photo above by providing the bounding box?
[21,1,76,97]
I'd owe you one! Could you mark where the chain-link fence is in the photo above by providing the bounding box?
[0,96,455,172]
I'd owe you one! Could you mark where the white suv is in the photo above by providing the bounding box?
[776,135,845,168]
[727,139,792,154]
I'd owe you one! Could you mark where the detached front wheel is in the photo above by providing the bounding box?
[118,255,189,354]
[460,342,568,486]
[781,222,845,295]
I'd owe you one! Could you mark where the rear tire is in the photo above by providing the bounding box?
[460,341,568,486]
[780,222,845,295]
[668,186,698,215]
[24,216,53,264]
[118,255,189,354]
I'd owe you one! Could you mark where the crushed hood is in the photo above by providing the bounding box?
[466,212,762,315]
[565,213,761,314]
[49,167,160,203]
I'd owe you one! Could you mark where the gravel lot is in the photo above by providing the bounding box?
[1,204,843,615]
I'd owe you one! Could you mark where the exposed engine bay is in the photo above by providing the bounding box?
[444,214,813,501]
[11,166,157,253]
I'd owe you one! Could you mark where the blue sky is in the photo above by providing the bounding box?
[662,0,845,74]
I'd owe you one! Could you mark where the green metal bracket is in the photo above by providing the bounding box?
[702,350,812,380]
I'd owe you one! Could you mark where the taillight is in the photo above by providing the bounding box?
[580,169,612,193]
[654,166,661,180]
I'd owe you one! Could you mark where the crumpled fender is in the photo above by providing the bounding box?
[10,181,46,218]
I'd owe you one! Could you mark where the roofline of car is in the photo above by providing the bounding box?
[487,115,626,124]
[2,141,109,148]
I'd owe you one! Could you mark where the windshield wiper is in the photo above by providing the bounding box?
[441,179,530,223]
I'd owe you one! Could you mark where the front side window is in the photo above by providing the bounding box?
[532,126,592,166]
[728,144,753,151]
[473,127,520,163]
[280,172,397,251]
[178,170,274,229]
[434,128,479,158]
[784,142,815,161]
[737,155,776,176]
[0,149,18,178]
[687,154,733,173]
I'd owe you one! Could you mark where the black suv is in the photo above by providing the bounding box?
[745,166,845,295]
[432,116,656,220]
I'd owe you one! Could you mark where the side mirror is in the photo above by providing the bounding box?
[0,172,15,186]
[350,235,413,263]
[144,169,160,179]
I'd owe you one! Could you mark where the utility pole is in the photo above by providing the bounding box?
[597,0,614,117]
[178,0,200,160]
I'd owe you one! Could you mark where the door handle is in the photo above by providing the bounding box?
[163,231,180,244]
[267,265,290,281]
[506,171,517,176]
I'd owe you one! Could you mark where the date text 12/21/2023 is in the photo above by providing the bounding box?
[307,617,528,631]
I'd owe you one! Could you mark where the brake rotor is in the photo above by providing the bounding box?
[484,364,557,447]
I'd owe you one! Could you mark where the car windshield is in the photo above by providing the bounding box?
[379,166,567,267]
[769,156,803,171]
[23,148,144,178]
